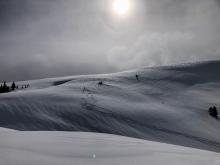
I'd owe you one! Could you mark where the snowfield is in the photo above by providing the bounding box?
[0,129,219,165]
[0,60,220,155]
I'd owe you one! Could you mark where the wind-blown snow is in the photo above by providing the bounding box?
[0,130,219,165]
[0,60,220,152]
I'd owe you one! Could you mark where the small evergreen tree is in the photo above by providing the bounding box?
[208,106,218,118]
[0,84,2,93]
[135,74,139,81]
[3,81,7,92]
[98,81,103,85]
[11,81,16,91]
[1,81,9,93]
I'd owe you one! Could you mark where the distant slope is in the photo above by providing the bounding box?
[0,131,219,165]
[0,60,220,152]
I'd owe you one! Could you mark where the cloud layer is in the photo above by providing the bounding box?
[0,0,220,81]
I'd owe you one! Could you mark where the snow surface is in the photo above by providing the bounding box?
[0,60,220,152]
[0,130,219,165]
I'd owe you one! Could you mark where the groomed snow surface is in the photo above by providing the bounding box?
[0,60,220,164]
[0,129,219,165]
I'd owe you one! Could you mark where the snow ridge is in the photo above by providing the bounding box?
[0,60,220,152]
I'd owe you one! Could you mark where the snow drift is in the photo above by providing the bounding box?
[0,130,219,165]
[0,60,220,152]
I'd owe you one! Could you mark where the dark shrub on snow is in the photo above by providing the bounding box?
[208,106,218,118]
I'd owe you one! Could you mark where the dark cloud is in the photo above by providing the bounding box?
[0,0,53,32]
[215,0,220,6]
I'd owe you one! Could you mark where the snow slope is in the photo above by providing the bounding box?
[0,60,220,152]
[0,130,219,165]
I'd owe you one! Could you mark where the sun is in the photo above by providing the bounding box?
[113,0,130,16]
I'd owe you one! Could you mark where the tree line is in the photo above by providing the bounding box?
[0,81,29,94]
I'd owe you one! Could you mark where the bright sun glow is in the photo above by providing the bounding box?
[113,0,130,16]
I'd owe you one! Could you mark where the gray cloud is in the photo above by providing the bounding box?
[0,0,220,81]
[108,0,220,69]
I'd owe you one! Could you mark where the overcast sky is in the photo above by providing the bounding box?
[1,0,220,81]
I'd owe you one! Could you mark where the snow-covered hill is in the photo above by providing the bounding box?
[0,60,220,152]
[0,129,219,165]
